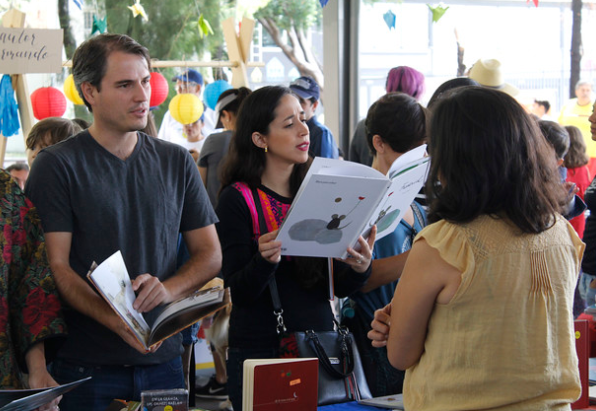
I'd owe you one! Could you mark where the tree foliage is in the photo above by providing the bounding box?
[255,0,324,88]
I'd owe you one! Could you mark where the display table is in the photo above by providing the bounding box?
[318,401,383,410]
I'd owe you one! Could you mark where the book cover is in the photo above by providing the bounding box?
[87,250,228,349]
[243,358,318,411]
[276,147,430,258]
[572,319,589,409]
[0,376,91,411]
[141,389,188,411]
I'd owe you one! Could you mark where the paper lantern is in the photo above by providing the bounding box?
[149,72,169,108]
[204,80,232,110]
[31,87,67,120]
[169,94,203,125]
[64,74,84,105]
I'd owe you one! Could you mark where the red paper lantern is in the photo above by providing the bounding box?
[149,72,169,108]
[31,87,67,120]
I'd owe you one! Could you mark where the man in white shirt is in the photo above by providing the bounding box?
[158,69,216,145]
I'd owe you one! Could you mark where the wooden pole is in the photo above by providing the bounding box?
[1,8,34,168]
[222,17,255,88]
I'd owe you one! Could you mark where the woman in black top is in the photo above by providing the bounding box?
[216,86,375,410]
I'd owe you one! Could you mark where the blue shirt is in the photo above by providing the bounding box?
[307,116,339,159]
[349,202,426,323]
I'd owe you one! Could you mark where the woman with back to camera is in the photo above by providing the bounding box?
[369,87,583,410]
[215,86,375,410]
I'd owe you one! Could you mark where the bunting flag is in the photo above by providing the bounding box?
[527,0,539,7]
[128,0,148,22]
[91,15,108,35]
[427,4,449,23]
[198,14,214,39]
[383,10,396,30]
[319,0,330,7]
[72,0,82,10]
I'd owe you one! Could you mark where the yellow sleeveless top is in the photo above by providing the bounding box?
[403,215,584,411]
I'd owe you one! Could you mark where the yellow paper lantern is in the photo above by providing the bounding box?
[64,74,84,106]
[169,94,203,125]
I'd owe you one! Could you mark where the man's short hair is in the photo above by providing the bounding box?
[534,99,551,113]
[575,79,593,90]
[6,163,29,173]
[26,117,83,150]
[72,34,151,111]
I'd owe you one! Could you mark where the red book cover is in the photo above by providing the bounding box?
[244,358,318,411]
[573,319,589,409]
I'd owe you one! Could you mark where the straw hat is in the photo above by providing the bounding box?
[468,58,519,97]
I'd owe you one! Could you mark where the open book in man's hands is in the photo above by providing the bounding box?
[276,145,430,258]
[87,250,228,350]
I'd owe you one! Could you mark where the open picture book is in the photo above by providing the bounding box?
[276,145,430,258]
[87,250,228,350]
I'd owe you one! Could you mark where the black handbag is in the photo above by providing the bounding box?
[269,274,371,406]
[293,327,372,406]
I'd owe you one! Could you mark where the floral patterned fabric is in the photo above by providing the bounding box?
[0,170,66,388]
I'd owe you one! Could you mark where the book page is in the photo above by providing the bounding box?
[277,173,390,258]
[150,287,223,333]
[367,157,431,241]
[87,251,151,346]
[0,377,92,410]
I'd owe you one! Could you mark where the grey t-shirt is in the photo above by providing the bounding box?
[25,130,218,366]
[198,130,233,208]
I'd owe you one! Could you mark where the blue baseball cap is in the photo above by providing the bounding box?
[172,69,204,86]
[289,76,320,101]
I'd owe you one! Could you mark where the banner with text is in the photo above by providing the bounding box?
[0,28,63,74]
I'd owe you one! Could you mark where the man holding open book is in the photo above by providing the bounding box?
[25,34,221,411]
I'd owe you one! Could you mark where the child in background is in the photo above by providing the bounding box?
[26,117,82,167]
[564,125,591,238]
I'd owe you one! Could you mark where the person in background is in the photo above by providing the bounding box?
[564,125,591,238]
[349,66,425,166]
[181,114,205,163]
[579,101,596,308]
[72,118,90,130]
[25,34,221,411]
[532,99,552,120]
[289,76,339,159]
[346,92,427,397]
[158,69,215,143]
[468,58,519,97]
[368,86,583,410]
[25,117,82,167]
[216,86,375,410]
[199,87,252,208]
[0,167,67,411]
[6,163,29,190]
[559,80,596,177]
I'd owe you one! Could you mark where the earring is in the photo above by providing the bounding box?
[264,146,268,153]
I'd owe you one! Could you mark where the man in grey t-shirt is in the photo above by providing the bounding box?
[25,34,221,411]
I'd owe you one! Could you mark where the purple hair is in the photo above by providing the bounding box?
[385,66,425,100]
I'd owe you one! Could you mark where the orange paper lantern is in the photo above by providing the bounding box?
[31,87,67,120]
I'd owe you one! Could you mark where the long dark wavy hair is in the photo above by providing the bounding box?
[219,86,324,288]
[427,87,566,233]
[219,86,310,195]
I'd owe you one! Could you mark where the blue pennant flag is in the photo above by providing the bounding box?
[383,10,396,30]
[73,0,82,10]
[319,0,330,7]
[0,75,20,137]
